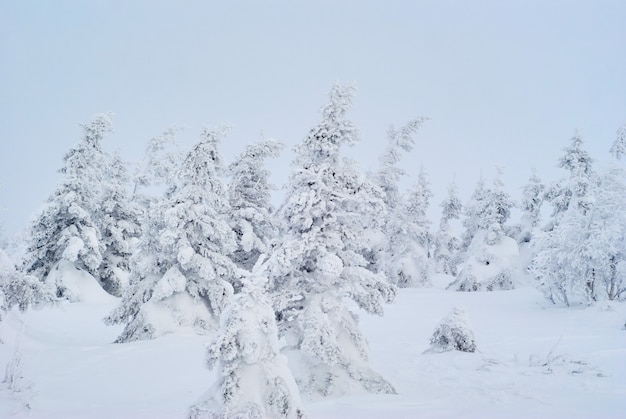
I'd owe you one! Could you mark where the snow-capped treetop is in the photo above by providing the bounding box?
[133,125,183,198]
[558,130,593,174]
[294,83,359,168]
[610,122,626,160]
[376,117,429,210]
[440,181,462,223]
[228,138,283,211]
[178,125,230,199]
[79,112,113,148]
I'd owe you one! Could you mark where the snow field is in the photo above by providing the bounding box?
[2,276,625,418]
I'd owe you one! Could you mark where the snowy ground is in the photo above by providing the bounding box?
[1,275,625,418]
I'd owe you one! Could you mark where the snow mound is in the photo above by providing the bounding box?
[46,260,117,304]
[450,231,521,292]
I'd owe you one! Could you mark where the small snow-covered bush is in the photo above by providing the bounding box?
[428,306,476,353]
[189,272,305,419]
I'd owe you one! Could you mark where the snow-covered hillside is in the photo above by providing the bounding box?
[1,275,625,418]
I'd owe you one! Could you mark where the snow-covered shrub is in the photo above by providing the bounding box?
[428,306,476,353]
[189,269,305,419]
[449,231,520,292]
[0,249,53,316]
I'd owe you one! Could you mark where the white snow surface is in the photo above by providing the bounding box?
[1,275,626,418]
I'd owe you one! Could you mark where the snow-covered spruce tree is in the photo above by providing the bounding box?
[591,163,626,301]
[227,138,283,271]
[370,117,428,276]
[189,262,305,419]
[517,168,545,244]
[23,113,112,300]
[451,170,518,292]
[434,181,462,276]
[266,84,396,398]
[106,127,241,342]
[610,121,626,160]
[530,132,606,305]
[97,153,141,297]
[427,306,476,353]
[543,130,595,233]
[459,176,489,253]
[388,167,434,287]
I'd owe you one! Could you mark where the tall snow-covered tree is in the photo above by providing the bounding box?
[544,131,595,229]
[370,118,428,276]
[97,153,141,297]
[460,176,489,253]
[189,263,304,419]
[107,127,241,342]
[266,84,396,398]
[386,167,434,287]
[23,113,112,299]
[376,118,428,211]
[483,167,514,245]
[227,138,283,271]
[529,131,617,305]
[434,181,462,275]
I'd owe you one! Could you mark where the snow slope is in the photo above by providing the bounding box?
[1,276,625,418]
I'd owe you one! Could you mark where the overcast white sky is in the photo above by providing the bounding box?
[1,0,625,237]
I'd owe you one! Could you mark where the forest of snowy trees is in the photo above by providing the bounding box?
[1,84,625,417]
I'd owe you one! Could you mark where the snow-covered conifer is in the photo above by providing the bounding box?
[107,127,241,342]
[227,138,283,271]
[266,84,396,398]
[376,118,429,211]
[529,132,611,305]
[23,114,112,299]
[484,167,514,245]
[554,130,595,216]
[97,153,141,296]
[531,160,626,304]
[460,176,489,253]
[434,181,462,275]
[190,262,304,419]
[517,168,545,244]
[386,167,434,287]
[610,121,626,160]
[428,306,476,353]
[132,126,183,209]
[371,118,428,276]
